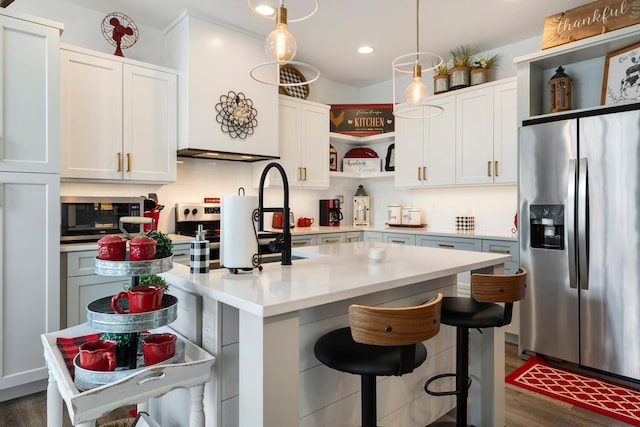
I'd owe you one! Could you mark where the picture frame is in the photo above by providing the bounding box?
[601,41,640,105]
[385,143,395,171]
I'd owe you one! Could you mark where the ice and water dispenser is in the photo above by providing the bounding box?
[530,205,564,250]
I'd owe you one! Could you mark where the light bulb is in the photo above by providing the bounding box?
[405,63,428,104]
[264,24,297,61]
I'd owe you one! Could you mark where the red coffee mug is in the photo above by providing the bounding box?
[79,340,116,371]
[143,333,177,366]
[297,217,314,227]
[111,285,163,314]
[128,236,157,261]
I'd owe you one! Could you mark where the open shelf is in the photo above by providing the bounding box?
[330,171,394,179]
[330,131,395,145]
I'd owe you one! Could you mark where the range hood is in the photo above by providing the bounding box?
[177,148,279,162]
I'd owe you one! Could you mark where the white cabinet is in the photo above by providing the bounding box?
[395,95,456,187]
[455,79,517,185]
[277,96,330,188]
[0,12,61,174]
[0,10,62,400]
[291,234,317,247]
[383,233,416,245]
[362,231,383,242]
[60,45,177,182]
[345,231,362,243]
[317,233,345,245]
[0,172,60,394]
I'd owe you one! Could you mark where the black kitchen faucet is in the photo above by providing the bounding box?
[257,162,292,266]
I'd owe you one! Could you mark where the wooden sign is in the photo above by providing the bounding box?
[329,104,394,136]
[542,0,640,50]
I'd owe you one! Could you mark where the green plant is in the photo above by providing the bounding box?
[450,45,474,68]
[99,332,131,347]
[433,63,450,76]
[139,274,170,292]
[141,230,173,258]
[471,53,501,70]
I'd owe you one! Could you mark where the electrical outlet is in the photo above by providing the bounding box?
[337,195,344,204]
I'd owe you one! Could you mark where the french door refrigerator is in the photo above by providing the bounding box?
[519,104,640,382]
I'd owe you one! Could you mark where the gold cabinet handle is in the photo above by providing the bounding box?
[391,239,406,244]
[324,238,340,243]
[292,241,308,246]
[418,167,422,181]
[126,153,131,172]
[494,160,499,177]
[490,248,510,254]
[423,166,427,181]
[487,161,492,177]
[117,152,122,172]
[438,243,455,248]
[303,167,307,181]
[297,167,301,181]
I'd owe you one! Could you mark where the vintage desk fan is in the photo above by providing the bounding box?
[101,12,139,57]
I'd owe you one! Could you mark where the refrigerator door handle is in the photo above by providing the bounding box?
[578,158,589,290]
[568,158,578,289]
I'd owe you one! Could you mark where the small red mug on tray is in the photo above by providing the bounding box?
[111,285,163,314]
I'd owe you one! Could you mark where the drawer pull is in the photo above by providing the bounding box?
[423,166,427,181]
[324,239,339,243]
[173,252,188,257]
[391,239,406,244]
[292,241,308,246]
[438,243,455,248]
[490,249,510,254]
[487,161,492,177]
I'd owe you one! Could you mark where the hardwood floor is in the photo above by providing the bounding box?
[0,343,633,426]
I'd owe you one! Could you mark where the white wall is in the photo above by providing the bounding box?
[25,0,539,237]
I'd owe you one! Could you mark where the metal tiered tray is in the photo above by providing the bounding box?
[86,294,178,333]
[73,337,186,391]
[94,255,173,276]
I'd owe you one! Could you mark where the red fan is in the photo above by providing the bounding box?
[101,12,139,57]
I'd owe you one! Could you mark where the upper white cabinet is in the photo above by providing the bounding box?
[0,12,62,174]
[163,12,278,160]
[395,94,456,187]
[276,95,330,188]
[455,78,517,185]
[515,25,640,123]
[60,46,177,182]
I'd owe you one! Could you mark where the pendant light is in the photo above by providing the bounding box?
[249,0,320,87]
[392,0,444,119]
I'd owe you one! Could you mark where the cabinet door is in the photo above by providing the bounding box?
[394,106,425,187]
[123,64,177,182]
[66,275,127,327]
[416,235,481,251]
[0,15,60,173]
[455,87,494,185]
[383,233,415,245]
[275,97,301,186]
[362,231,383,242]
[0,172,59,390]
[493,80,518,184]
[345,231,362,243]
[299,102,329,188]
[60,49,123,180]
[291,234,317,247]
[425,95,456,186]
[317,233,345,245]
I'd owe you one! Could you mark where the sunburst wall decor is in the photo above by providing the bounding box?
[215,91,258,139]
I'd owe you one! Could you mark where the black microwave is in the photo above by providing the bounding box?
[61,196,144,243]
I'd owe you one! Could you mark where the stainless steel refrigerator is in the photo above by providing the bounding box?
[519,105,640,382]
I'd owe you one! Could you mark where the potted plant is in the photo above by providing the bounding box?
[141,229,173,259]
[470,53,501,85]
[449,45,474,89]
[99,332,132,367]
[433,63,450,94]
[125,274,170,292]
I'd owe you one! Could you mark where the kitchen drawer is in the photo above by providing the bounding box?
[383,233,416,245]
[482,239,519,263]
[345,231,362,243]
[292,234,317,247]
[317,233,345,245]
[66,250,99,277]
[362,231,383,242]
[416,235,480,251]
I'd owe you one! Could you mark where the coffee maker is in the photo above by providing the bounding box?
[319,199,343,226]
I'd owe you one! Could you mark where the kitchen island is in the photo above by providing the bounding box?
[162,242,511,427]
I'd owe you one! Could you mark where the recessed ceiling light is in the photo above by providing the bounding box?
[255,4,275,16]
[358,46,375,54]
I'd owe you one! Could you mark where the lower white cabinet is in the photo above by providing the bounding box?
[0,172,60,397]
[345,231,362,243]
[362,231,383,242]
[291,234,317,247]
[317,233,345,245]
[383,232,416,245]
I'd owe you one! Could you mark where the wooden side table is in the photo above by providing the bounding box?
[42,324,214,427]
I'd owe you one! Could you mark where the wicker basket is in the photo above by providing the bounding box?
[100,419,133,427]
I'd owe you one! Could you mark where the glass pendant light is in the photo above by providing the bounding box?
[392,0,444,119]
[264,4,297,61]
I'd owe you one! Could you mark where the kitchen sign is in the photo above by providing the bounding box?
[329,104,394,136]
[542,0,640,49]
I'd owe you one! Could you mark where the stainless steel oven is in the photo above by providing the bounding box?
[61,196,143,242]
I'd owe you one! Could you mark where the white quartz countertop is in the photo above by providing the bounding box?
[162,242,511,318]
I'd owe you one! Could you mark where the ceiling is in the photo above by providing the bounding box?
[54,0,588,87]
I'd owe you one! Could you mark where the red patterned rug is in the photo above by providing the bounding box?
[506,355,640,426]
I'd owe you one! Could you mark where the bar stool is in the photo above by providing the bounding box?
[314,293,443,427]
[424,268,527,427]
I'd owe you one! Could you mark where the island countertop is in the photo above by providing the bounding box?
[162,241,511,318]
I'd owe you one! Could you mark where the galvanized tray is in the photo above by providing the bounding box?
[73,337,186,391]
[94,255,173,276]
[86,294,178,333]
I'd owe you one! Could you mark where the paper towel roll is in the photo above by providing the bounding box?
[220,195,258,269]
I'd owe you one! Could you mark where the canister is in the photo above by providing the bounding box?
[387,204,402,225]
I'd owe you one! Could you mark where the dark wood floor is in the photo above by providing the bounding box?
[0,343,634,426]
